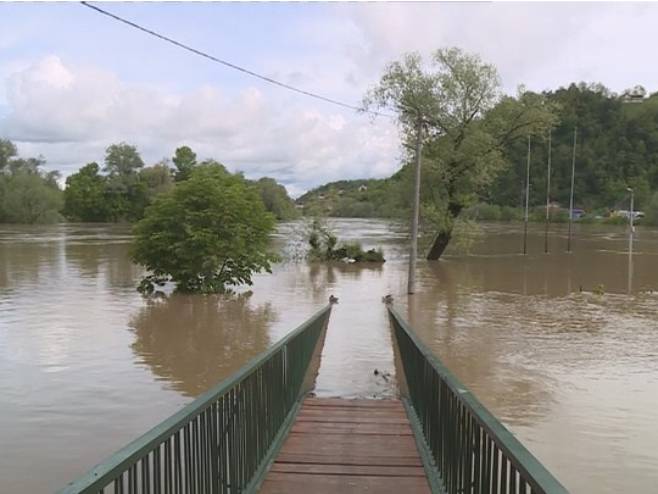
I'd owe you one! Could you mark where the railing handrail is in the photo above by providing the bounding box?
[388,306,568,494]
[58,304,331,494]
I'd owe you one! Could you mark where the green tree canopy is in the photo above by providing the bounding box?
[172,146,197,182]
[63,162,110,222]
[0,138,18,171]
[364,48,557,259]
[104,143,145,176]
[132,164,276,294]
[254,177,299,220]
[0,142,63,224]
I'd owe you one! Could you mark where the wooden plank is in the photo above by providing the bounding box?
[269,463,426,477]
[259,398,431,493]
[260,472,431,494]
[290,423,413,435]
[280,433,420,456]
[295,417,409,425]
[304,398,402,408]
[274,453,423,467]
[301,411,405,416]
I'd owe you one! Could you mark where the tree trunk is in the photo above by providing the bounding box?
[426,202,463,261]
[426,229,452,260]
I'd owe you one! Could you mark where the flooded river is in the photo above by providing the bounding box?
[1,220,657,493]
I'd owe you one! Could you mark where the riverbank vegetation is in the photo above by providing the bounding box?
[0,139,63,223]
[0,139,298,224]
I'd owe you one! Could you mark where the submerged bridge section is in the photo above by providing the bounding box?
[57,303,568,494]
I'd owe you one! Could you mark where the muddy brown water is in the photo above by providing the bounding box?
[1,220,657,493]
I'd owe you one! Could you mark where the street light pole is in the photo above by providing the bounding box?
[567,126,577,253]
[627,187,634,294]
[523,135,531,255]
[407,115,423,295]
[545,129,552,254]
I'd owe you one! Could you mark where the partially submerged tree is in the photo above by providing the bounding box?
[132,164,277,294]
[364,48,557,259]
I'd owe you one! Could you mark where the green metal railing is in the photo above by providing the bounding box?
[58,305,331,494]
[389,307,569,494]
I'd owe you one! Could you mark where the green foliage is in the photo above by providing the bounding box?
[306,219,385,262]
[297,176,407,219]
[644,192,658,226]
[490,84,658,211]
[363,47,557,259]
[254,177,299,220]
[172,146,197,182]
[64,146,175,222]
[132,164,277,294]
[0,144,63,224]
[140,162,174,200]
[0,138,18,171]
[63,162,110,222]
[103,142,145,176]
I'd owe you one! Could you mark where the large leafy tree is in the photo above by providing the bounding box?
[102,143,148,221]
[139,162,174,200]
[132,164,276,294]
[364,48,557,259]
[172,146,197,182]
[0,145,63,224]
[103,143,145,176]
[63,162,111,222]
[0,139,18,171]
[255,177,299,220]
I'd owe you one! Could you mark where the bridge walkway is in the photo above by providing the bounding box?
[259,397,431,494]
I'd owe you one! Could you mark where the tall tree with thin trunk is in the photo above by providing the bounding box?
[364,48,558,260]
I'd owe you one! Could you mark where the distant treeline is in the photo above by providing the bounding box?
[297,83,658,224]
[0,140,298,224]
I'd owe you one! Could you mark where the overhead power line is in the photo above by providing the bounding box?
[80,1,392,118]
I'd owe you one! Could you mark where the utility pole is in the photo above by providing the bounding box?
[545,129,552,254]
[627,187,634,294]
[567,126,577,253]
[523,135,531,255]
[407,115,423,295]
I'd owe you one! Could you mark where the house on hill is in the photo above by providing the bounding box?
[621,85,647,103]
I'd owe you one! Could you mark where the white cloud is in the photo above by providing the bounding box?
[344,2,658,94]
[0,56,399,195]
[4,3,658,195]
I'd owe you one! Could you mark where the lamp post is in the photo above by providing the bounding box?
[567,127,577,253]
[627,187,634,294]
[545,129,552,254]
[523,135,531,255]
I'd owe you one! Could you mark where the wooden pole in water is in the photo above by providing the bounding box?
[545,129,552,254]
[567,126,577,253]
[407,116,423,295]
[523,135,531,255]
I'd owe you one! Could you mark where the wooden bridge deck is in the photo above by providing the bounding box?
[259,397,431,494]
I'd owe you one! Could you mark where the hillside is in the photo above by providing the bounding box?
[299,84,658,219]
[296,174,406,218]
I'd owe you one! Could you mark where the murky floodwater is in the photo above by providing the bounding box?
[1,220,657,493]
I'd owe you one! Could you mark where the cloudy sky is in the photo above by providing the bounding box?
[1,2,657,196]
